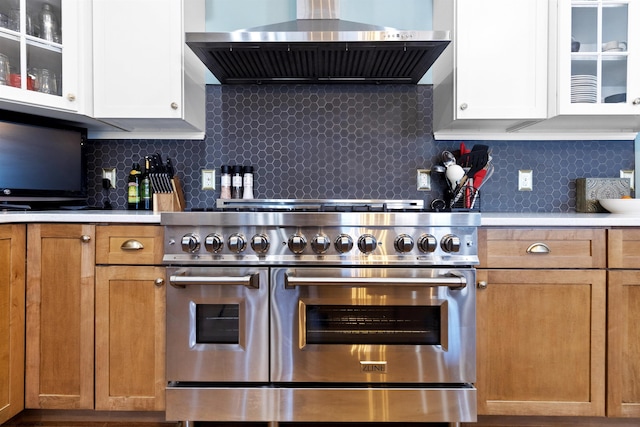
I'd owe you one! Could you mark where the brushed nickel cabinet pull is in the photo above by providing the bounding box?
[154,278,165,287]
[121,239,144,251]
[526,242,550,254]
[477,281,487,289]
[80,235,91,243]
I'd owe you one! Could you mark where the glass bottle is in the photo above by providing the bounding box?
[220,165,231,199]
[140,157,152,210]
[127,163,141,210]
[242,166,254,199]
[231,165,243,199]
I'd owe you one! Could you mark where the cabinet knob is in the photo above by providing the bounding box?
[67,93,76,102]
[459,103,468,111]
[80,235,91,243]
[170,102,179,110]
[477,281,487,289]
[633,98,640,106]
[154,278,165,287]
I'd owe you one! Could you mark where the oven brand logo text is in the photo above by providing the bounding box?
[360,361,387,373]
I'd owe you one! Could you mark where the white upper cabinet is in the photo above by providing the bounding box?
[556,0,640,115]
[0,0,91,114]
[432,0,549,139]
[91,0,206,139]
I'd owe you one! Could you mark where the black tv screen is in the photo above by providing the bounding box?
[0,116,87,208]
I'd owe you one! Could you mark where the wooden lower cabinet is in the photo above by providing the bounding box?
[476,268,606,417]
[608,271,640,417]
[25,224,95,410]
[95,266,166,411]
[0,224,26,424]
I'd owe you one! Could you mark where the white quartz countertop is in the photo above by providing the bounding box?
[481,212,640,227]
[0,209,160,224]
[0,210,639,227]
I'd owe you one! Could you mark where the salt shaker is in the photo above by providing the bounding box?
[242,166,254,199]
[231,165,243,199]
[220,165,231,199]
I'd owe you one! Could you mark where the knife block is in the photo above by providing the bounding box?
[153,177,186,212]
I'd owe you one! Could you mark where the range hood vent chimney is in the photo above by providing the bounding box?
[186,0,450,84]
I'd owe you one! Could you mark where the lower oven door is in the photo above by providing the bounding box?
[166,267,269,382]
[271,267,475,384]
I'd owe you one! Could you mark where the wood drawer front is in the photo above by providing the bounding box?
[96,225,163,265]
[479,228,606,269]
[608,228,640,269]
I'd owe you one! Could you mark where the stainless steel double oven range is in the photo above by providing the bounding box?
[162,200,479,426]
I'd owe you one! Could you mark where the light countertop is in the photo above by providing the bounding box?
[0,210,639,227]
[0,209,161,224]
[481,212,640,227]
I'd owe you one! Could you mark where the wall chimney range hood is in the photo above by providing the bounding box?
[186,0,450,84]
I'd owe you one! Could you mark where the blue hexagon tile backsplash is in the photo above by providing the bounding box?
[85,85,635,212]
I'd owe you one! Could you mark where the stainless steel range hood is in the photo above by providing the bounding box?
[186,0,450,84]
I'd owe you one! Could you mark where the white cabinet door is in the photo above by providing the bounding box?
[556,0,640,116]
[0,0,88,113]
[454,0,548,120]
[92,0,205,137]
[432,0,548,138]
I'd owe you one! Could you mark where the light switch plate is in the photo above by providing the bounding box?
[417,169,431,191]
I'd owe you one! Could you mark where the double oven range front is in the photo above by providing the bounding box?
[162,201,479,425]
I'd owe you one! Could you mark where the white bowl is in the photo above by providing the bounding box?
[599,198,640,214]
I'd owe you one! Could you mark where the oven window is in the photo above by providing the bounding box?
[195,304,239,344]
[306,305,441,345]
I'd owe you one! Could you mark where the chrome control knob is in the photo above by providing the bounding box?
[204,233,224,253]
[288,234,307,254]
[394,234,414,253]
[418,234,437,253]
[311,234,331,254]
[334,234,353,253]
[181,233,200,253]
[358,234,377,254]
[441,234,461,253]
[227,233,247,253]
[251,234,270,254]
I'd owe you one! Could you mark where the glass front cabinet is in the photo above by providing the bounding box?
[0,0,84,112]
[557,0,640,115]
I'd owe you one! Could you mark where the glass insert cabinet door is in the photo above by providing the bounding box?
[559,0,640,113]
[0,0,79,110]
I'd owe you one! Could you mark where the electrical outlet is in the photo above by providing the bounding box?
[518,169,533,191]
[202,169,215,190]
[620,169,635,190]
[102,168,116,189]
[417,169,431,191]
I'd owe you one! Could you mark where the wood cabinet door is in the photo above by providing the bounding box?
[25,224,95,409]
[608,270,640,417]
[476,269,606,416]
[0,224,25,424]
[95,266,166,411]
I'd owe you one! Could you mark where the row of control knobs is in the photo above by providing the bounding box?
[179,233,462,255]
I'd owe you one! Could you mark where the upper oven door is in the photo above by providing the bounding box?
[166,267,269,383]
[271,267,476,384]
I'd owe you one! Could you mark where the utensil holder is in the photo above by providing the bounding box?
[450,186,480,212]
[153,177,185,212]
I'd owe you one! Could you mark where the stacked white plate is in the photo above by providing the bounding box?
[571,74,597,103]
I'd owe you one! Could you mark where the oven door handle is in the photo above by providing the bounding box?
[169,274,260,289]
[285,274,467,289]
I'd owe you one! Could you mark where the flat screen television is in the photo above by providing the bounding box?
[0,113,87,209]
